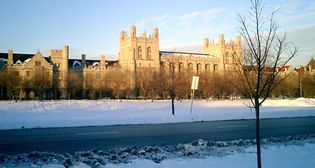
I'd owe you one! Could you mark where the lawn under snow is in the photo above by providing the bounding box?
[0,98,315,130]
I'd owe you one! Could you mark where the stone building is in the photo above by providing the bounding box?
[0,25,243,99]
[118,25,243,90]
[0,50,53,99]
[0,46,118,99]
[119,25,242,74]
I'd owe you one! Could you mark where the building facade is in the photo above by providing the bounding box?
[0,25,243,99]
[119,25,242,74]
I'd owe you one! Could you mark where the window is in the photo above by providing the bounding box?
[133,49,136,58]
[169,62,175,73]
[188,63,193,71]
[179,63,184,72]
[26,71,30,76]
[147,47,151,59]
[197,64,201,73]
[214,64,218,72]
[225,53,230,64]
[205,64,210,71]
[14,71,19,76]
[35,61,41,66]
[137,46,142,59]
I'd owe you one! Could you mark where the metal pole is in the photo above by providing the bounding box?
[190,89,195,115]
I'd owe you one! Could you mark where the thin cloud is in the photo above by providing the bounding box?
[280,12,315,25]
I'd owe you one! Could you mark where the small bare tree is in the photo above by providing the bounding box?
[232,0,297,167]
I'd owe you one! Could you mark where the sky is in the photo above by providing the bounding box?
[0,0,314,66]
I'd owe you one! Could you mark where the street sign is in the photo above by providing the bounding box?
[190,76,199,115]
[191,76,199,90]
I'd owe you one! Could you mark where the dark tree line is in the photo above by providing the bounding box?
[0,67,314,100]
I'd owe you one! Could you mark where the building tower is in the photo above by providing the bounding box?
[118,25,160,92]
[49,45,69,98]
[203,34,242,73]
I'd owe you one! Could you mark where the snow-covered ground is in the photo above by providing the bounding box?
[0,98,315,130]
[1,136,314,168]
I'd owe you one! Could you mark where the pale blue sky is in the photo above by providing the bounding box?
[0,0,314,66]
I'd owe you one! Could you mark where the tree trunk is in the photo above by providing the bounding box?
[171,97,175,115]
[255,104,262,168]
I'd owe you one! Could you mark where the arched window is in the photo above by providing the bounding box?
[188,63,193,72]
[205,64,210,71]
[138,46,142,59]
[197,63,202,73]
[213,64,218,72]
[232,52,237,64]
[225,52,230,64]
[179,62,184,72]
[169,62,175,73]
[147,47,151,59]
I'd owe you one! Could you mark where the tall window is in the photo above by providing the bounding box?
[179,62,184,72]
[147,47,151,59]
[133,49,136,58]
[197,63,201,73]
[214,64,218,72]
[205,64,210,71]
[169,62,175,74]
[225,53,230,64]
[188,63,193,71]
[35,61,41,66]
[138,46,142,59]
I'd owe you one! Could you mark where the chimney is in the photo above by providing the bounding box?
[8,49,13,65]
[152,27,159,40]
[235,36,241,46]
[141,31,147,39]
[130,25,136,38]
[100,55,106,67]
[218,34,225,45]
[81,54,86,68]
[204,38,209,48]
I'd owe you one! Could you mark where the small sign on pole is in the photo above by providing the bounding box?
[191,76,199,90]
[190,76,199,115]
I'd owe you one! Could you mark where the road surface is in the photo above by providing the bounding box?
[1,117,315,154]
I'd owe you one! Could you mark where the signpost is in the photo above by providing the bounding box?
[190,76,199,115]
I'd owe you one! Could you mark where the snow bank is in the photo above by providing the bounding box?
[0,98,314,130]
[1,136,314,168]
[103,141,315,168]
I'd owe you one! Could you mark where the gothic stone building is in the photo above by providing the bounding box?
[0,25,242,99]
[118,25,242,87]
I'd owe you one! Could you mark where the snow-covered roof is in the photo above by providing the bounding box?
[15,59,22,65]
[92,62,100,66]
[0,58,7,62]
[23,58,31,64]
[73,60,82,67]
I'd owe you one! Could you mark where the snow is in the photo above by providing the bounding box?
[1,136,314,168]
[103,142,315,168]
[0,98,315,130]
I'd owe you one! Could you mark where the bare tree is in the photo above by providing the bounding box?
[137,69,153,99]
[67,70,82,99]
[232,0,297,167]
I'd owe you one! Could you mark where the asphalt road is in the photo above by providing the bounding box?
[1,117,315,155]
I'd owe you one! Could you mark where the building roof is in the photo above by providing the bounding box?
[307,58,315,68]
[1,52,118,68]
[159,51,211,56]
[0,52,34,63]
